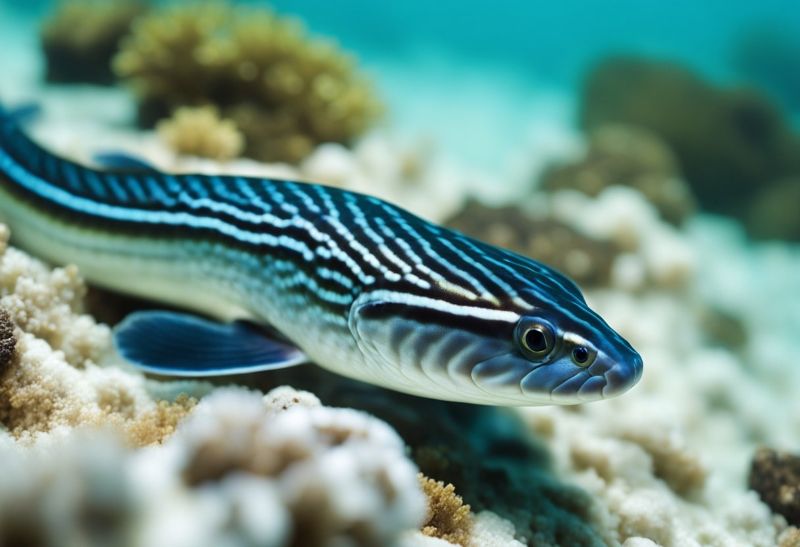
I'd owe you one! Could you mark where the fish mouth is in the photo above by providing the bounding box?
[520,352,644,404]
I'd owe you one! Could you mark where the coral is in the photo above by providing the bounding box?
[749,448,800,526]
[445,199,621,288]
[419,475,473,546]
[40,0,147,85]
[779,527,800,547]
[469,512,525,547]
[539,124,695,225]
[157,106,244,161]
[746,178,800,242]
[580,56,800,220]
[0,223,193,444]
[167,387,426,546]
[0,431,137,547]
[114,2,381,163]
[0,306,15,372]
[244,367,607,546]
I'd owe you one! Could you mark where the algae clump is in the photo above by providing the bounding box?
[114,3,382,164]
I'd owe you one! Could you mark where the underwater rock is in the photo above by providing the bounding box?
[580,56,800,220]
[446,199,620,288]
[745,178,800,242]
[40,0,147,85]
[749,448,800,526]
[114,3,381,164]
[157,106,245,162]
[419,475,473,546]
[539,124,695,225]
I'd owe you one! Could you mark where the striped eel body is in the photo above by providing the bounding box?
[0,108,642,406]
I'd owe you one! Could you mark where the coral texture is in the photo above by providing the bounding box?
[114,2,381,163]
[0,306,15,372]
[419,475,473,546]
[41,0,147,85]
[143,386,426,547]
[246,367,608,546]
[0,386,427,547]
[749,448,800,526]
[0,224,193,444]
[157,106,245,161]
[539,124,695,225]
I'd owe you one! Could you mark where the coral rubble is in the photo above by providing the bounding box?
[41,0,147,85]
[750,448,800,526]
[114,2,381,163]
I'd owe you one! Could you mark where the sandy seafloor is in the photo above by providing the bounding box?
[2,7,800,547]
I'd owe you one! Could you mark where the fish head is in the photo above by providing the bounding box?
[347,244,642,406]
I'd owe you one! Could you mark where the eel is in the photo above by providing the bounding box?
[0,105,642,405]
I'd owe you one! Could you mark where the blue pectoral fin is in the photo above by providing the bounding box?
[114,311,307,376]
[94,151,158,172]
[0,102,41,125]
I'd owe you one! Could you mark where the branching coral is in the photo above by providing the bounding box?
[419,475,473,546]
[41,0,148,85]
[114,2,381,163]
[157,106,245,161]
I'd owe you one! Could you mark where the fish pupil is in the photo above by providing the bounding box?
[572,346,589,364]
[525,329,547,352]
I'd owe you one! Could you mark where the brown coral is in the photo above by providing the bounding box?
[157,106,245,161]
[446,200,621,288]
[746,177,800,242]
[749,447,800,525]
[540,124,696,225]
[419,474,473,546]
[41,0,148,85]
[779,526,800,547]
[580,56,800,220]
[0,307,15,373]
[114,3,381,163]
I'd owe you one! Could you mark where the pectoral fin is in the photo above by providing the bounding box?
[114,311,307,376]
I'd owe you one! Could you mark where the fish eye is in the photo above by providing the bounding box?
[515,318,555,360]
[571,345,596,367]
